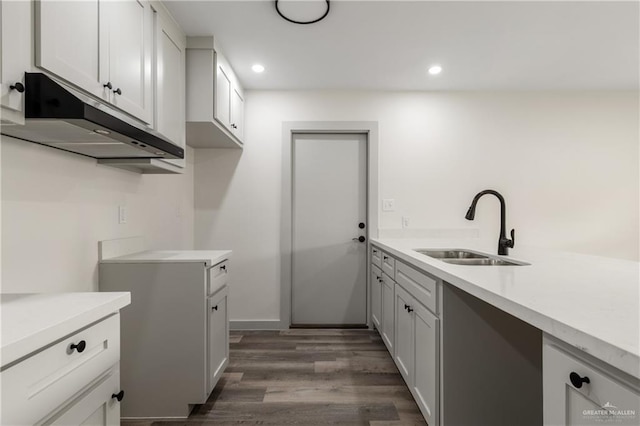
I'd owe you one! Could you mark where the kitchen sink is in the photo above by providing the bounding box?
[414,248,530,266]
[414,249,488,259]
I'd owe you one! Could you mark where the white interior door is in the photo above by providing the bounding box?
[292,133,367,326]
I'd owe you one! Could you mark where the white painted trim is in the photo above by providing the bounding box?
[98,236,146,261]
[280,121,379,330]
[230,320,286,331]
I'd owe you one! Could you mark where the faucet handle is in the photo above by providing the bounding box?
[507,229,515,248]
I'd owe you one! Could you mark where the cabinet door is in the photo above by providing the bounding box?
[413,302,439,426]
[394,284,414,385]
[36,0,109,101]
[49,371,120,426]
[106,0,152,123]
[208,286,229,394]
[153,6,185,167]
[215,58,231,129]
[544,344,640,426]
[381,275,395,353]
[371,267,382,329]
[1,0,30,124]
[230,86,244,140]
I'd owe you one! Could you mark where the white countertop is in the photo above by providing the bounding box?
[371,238,640,379]
[1,292,131,367]
[100,250,231,267]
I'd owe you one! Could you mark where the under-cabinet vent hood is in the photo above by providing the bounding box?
[1,73,184,160]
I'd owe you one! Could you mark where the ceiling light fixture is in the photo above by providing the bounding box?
[275,0,330,25]
[428,65,443,75]
[252,64,265,73]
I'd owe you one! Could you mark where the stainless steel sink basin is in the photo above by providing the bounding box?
[414,249,488,259]
[414,248,530,266]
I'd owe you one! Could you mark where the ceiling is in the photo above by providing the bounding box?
[165,0,640,91]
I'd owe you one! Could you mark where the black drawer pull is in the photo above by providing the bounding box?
[70,340,86,353]
[407,307,414,313]
[212,305,218,311]
[220,265,227,271]
[112,390,125,402]
[569,372,590,389]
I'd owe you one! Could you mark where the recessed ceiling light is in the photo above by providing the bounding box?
[252,64,265,73]
[428,65,442,75]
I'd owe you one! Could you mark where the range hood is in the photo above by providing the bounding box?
[1,73,184,160]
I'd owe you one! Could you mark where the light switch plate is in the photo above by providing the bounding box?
[382,199,395,212]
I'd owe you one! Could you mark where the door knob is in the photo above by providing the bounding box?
[111,390,125,402]
[352,236,365,243]
[359,222,366,229]
[9,82,25,93]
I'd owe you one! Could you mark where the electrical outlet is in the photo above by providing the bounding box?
[118,206,127,224]
[382,199,395,212]
[402,216,410,228]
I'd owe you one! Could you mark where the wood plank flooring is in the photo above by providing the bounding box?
[123,329,427,425]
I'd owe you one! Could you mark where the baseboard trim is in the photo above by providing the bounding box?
[230,320,287,330]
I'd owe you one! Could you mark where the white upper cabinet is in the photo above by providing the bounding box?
[215,60,232,129]
[36,0,153,124]
[1,0,30,125]
[36,0,108,101]
[186,36,244,149]
[153,2,186,169]
[105,0,152,123]
[231,86,244,140]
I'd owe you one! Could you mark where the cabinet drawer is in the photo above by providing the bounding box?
[382,252,395,279]
[371,246,382,269]
[396,261,438,315]
[207,260,229,296]
[1,314,120,425]
[544,343,640,425]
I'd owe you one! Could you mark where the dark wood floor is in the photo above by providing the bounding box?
[125,329,427,425]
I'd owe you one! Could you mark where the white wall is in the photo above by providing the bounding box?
[195,90,639,323]
[1,136,195,293]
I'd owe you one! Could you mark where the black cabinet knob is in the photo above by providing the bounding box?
[220,265,227,271]
[569,372,590,389]
[407,307,414,313]
[372,249,378,254]
[112,390,125,402]
[383,256,388,260]
[404,304,409,310]
[9,82,25,93]
[113,88,122,95]
[103,82,112,90]
[359,222,365,229]
[212,305,218,311]
[70,340,86,353]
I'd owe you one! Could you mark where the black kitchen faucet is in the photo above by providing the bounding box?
[465,189,515,255]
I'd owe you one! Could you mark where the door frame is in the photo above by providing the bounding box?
[280,121,379,329]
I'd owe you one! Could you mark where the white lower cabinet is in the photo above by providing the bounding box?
[394,282,440,426]
[50,371,121,426]
[370,245,441,425]
[380,273,395,353]
[543,337,640,426]
[99,256,231,418]
[371,265,382,329]
[1,314,124,425]
[208,285,230,394]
